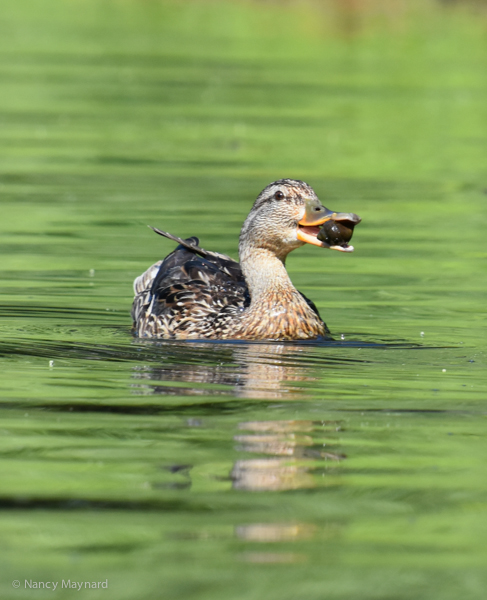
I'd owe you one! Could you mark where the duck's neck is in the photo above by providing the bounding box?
[236,245,326,340]
[239,246,298,305]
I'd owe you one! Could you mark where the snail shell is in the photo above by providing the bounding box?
[317,220,354,246]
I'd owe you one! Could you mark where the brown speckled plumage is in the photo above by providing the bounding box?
[132,179,359,340]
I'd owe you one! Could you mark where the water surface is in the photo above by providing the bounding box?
[1,1,487,599]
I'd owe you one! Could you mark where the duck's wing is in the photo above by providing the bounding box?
[132,230,250,338]
[297,291,323,321]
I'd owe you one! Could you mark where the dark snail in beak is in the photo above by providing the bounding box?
[317,216,360,248]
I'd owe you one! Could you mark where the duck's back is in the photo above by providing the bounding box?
[132,233,250,339]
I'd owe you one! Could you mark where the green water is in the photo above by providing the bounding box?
[1,0,487,598]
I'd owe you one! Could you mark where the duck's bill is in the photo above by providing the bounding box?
[297,211,361,252]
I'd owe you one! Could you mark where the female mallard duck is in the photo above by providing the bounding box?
[132,179,360,340]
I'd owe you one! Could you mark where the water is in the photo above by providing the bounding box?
[1,0,487,598]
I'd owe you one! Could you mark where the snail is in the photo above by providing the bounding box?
[317,213,361,248]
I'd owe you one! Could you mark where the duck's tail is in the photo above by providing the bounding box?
[149,226,210,258]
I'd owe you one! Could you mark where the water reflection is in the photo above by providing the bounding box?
[231,419,344,491]
[131,343,350,490]
[131,340,363,401]
[235,522,316,542]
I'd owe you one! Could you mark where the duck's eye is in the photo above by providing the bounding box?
[274,190,284,200]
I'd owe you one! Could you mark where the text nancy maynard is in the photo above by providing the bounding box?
[25,580,108,590]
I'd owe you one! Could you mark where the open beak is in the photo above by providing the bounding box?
[297,198,361,252]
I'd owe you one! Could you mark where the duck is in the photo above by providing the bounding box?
[132,179,360,340]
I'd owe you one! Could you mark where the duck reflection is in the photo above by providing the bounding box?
[231,419,344,491]
[131,341,348,492]
[235,522,316,542]
[130,340,345,400]
[235,521,315,563]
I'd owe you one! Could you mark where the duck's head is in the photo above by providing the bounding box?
[239,179,361,262]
